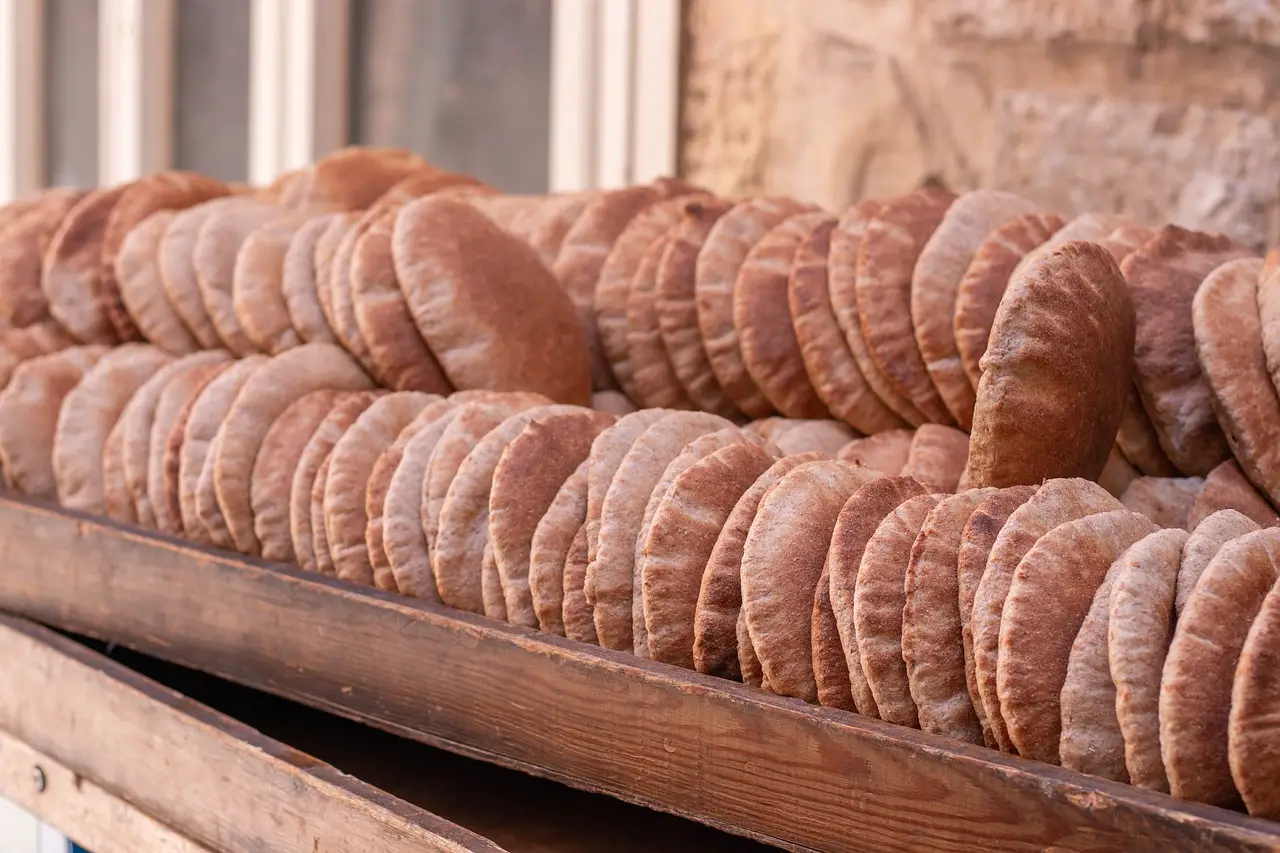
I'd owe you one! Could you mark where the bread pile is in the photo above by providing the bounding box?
[2,147,1280,820]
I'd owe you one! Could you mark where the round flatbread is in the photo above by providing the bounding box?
[693,452,829,680]
[251,388,345,563]
[193,199,279,355]
[654,197,741,417]
[772,420,856,457]
[812,558,855,710]
[968,242,1134,488]
[742,460,881,701]
[1115,383,1180,477]
[529,457,590,635]
[393,197,590,403]
[1122,225,1250,475]
[953,211,1064,391]
[522,191,598,268]
[856,493,942,726]
[998,509,1157,764]
[734,212,834,419]
[0,188,85,329]
[696,198,817,418]
[280,213,341,345]
[43,186,129,344]
[52,344,174,513]
[1161,526,1280,806]
[1119,476,1204,530]
[972,478,1122,752]
[233,215,309,354]
[490,409,615,626]
[1229,572,1280,819]
[624,229,695,409]
[902,488,997,743]
[911,190,1041,428]
[1107,527,1189,791]
[0,346,108,497]
[562,522,597,644]
[115,210,201,354]
[157,198,244,349]
[277,146,429,212]
[0,323,76,389]
[157,363,231,536]
[1194,257,1280,507]
[830,476,928,717]
[853,188,957,425]
[900,424,969,493]
[788,215,905,434]
[1178,509,1262,618]
[1187,459,1279,530]
[837,429,914,476]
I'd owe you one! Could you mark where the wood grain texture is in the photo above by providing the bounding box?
[0,614,504,853]
[0,496,1275,853]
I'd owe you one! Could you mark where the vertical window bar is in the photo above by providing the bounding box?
[593,0,634,190]
[549,0,598,193]
[631,0,680,185]
[282,0,349,171]
[99,0,175,184]
[249,0,287,184]
[0,0,45,201]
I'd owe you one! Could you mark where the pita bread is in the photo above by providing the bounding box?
[102,413,134,523]
[42,185,129,344]
[653,197,742,417]
[1116,383,1180,477]
[276,146,429,211]
[289,392,382,571]
[735,212,834,419]
[157,363,230,536]
[968,243,1134,487]
[697,198,818,417]
[326,211,386,378]
[233,216,308,354]
[1099,447,1140,499]
[742,460,880,701]
[309,212,357,334]
[590,390,635,416]
[1161,527,1280,806]
[174,356,265,542]
[158,199,251,349]
[562,522,598,644]
[1107,527,1189,791]
[972,478,1122,751]
[772,420,856,457]
[322,391,434,585]
[114,210,200,354]
[857,493,942,726]
[193,199,279,355]
[624,230,695,409]
[0,346,108,497]
[693,452,829,680]
[788,215,905,434]
[383,405,464,601]
[530,458,590,635]
[215,344,375,555]
[956,485,1038,746]
[738,608,766,689]
[836,429,914,476]
[280,213,341,345]
[1122,226,1250,475]
[998,509,1157,764]
[521,191,598,268]
[812,557,855,710]
[1187,459,1279,530]
[393,197,590,404]
[1194,257,1280,507]
[364,399,454,588]
[251,388,345,563]
[901,425,969,493]
[641,437,778,665]
[830,476,929,717]
[351,208,453,393]
[1118,476,1203,529]
[912,191,1041,427]
[0,189,85,329]
[1177,509,1262,618]
[0,323,76,389]
[853,189,957,425]
[310,453,337,572]
[1010,212,1134,283]
[490,409,614,626]
[435,405,584,612]
[480,539,507,620]
[953,211,1065,391]
[590,411,735,649]
[1229,572,1280,818]
[52,344,174,513]
[902,488,997,742]
[597,196,703,400]
[119,351,232,527]
[422,395,549,565]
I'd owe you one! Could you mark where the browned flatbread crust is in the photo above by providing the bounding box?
[968,242,1134,488]
[901,425,969,493]
[280,213,341,345]
[0,188,85,330]
[1229,571,1280,819]
[624,228,693,409]
[837,429,914,476]
[1119,476,1204,530]
[1187,459,1279,530]
[43,186,129,344]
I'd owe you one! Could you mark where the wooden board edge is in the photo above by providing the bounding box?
[0,615,507,853]
[2,494,1279,853]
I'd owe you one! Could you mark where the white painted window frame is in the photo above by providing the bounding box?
[0,0,44,202]
[98,0,175,186]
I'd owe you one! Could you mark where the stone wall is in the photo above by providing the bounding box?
[679,0,1280,248]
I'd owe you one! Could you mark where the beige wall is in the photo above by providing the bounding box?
[680,0,1280,248]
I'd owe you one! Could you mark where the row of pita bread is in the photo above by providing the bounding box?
[0,147,592,406]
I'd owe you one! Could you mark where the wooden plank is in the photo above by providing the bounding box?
[0,613,505,853]
[0,494,1275,853]
[0,727,212,853]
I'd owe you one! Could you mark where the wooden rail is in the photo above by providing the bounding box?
[0,494,1275,852]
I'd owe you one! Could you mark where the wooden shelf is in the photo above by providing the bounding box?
[0,493,1276,853]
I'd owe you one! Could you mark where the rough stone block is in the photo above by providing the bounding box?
[920,0,1146,44]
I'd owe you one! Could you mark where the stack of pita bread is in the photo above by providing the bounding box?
[2,151,1280,819]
